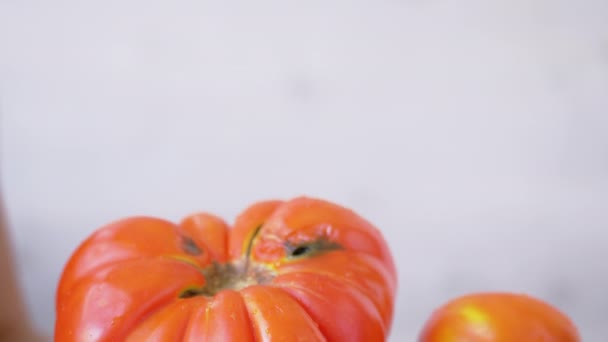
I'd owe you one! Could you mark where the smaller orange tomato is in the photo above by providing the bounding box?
[419,292,580,342]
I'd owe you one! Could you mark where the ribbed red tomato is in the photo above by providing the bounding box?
[55,197,397,341]
[419,292,580,342]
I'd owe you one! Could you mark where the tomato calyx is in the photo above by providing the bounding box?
[177,224,342,298]
[179,261,274,298]
[179,224,275,298]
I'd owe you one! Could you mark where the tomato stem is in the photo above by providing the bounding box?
[243,224,263,274]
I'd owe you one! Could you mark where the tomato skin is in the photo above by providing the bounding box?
[55,197,397,342]
[418,292,580,342]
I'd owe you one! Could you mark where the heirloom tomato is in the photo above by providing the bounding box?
[419,292,580,342]
[55,197,397,341]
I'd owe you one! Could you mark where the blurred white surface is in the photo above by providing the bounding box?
[1,0,607,340]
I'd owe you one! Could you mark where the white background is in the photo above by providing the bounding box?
[1,1,607,340]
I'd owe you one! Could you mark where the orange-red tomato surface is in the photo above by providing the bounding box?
[55,197,397,341]
[419,292,580,342]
